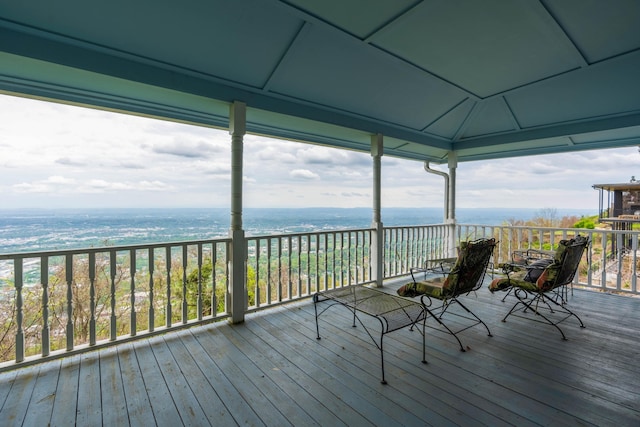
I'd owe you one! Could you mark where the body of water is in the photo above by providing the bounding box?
[0,207,595,254]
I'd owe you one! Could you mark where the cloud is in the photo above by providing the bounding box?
[56,157,86,166]
[12,182,51,193]
[3,93,640,210]
[151,139,221,158]
[341,191,368,198]
[290,169,319,180]
[10,175,173,195]
[297,146,370,167]
[253,145,298,163]
[528,162,562,175]
[117,161,146,170]
[45,175,77,185]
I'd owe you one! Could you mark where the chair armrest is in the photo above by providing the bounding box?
[512,249,554,265]
[525,249,554,260]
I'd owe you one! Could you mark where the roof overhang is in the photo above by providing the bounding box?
[1,0,639,163]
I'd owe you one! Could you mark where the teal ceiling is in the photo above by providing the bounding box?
[0,0,639,163]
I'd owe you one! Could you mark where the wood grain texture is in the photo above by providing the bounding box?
[1,280,639,427]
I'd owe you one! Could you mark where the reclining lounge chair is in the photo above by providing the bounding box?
[489,235,589,340]
[397,238,497,351]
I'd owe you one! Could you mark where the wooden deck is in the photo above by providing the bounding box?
[1,279,639,426]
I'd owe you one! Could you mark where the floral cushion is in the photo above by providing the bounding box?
[398,238,495,299]
[489,235,588,293]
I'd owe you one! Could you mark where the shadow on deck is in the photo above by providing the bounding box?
[1,277,639,426]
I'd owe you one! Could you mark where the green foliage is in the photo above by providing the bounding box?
[573,215,597,229]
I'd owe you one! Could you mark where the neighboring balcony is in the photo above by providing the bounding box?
[1,223,639,424]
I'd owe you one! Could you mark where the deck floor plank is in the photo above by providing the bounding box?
[117,342,157,427]
[99,345,129,427]
[21,359,60,426]
[0,363,38,426]
[49,354,81,427]
[149,334,212,426]
[76,351,103,426]
[1,285,639,427]
[298,298,544,426]
[265,304,479,426]
[133,339,184,426]
[185,329,268,426]
[165,330,237,426]
[226,312,353,427]
[216,321,327,426]
[192,324,294,426]
[0,369,17,411]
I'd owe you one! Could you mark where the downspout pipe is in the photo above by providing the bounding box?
[424,161,450,222]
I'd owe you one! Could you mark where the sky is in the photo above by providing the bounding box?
[0,93,638,212]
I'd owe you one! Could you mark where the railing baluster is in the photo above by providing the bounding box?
[267,238,272,304]
[255,239,261,308]
[288,235,293,299]
[148,247,155,332]
[277,237,283,302]
[297,235,302,297]
[130,249,137,336]
[65,254,74,351]
[166,246,172,328]
[110,250,117,341]
[225,241,230,313]
[182,245,188,324]
[15,258,24,363]
[197,243,203,321]
[41,256,50,357]
[306,234,311,295]
[89,252,96,346]
[632,235,638,294]
[212,243,219,316]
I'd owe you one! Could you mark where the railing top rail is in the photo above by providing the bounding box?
[0,237,232,260]
[248,227,375,240]
[458,224,621,233]
[384,223,448,229]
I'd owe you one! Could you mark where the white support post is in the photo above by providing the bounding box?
[371,134,384,287]
[229,101,247,324]
[447,152,458,257]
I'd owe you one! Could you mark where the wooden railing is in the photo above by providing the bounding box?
[0,239,231,367]
[458,224,639,294]
[2,223,639,369]
[245,229,372,310]
[383,224,453,278]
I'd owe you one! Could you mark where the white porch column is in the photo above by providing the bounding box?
[447,152,457,223]
[229,101,246,324]
[447,152,458,257]
[371,134,384,288]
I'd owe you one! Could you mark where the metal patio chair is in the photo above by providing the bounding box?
[489,235,590,340]
[397,238,497,351]
[497,248,555,302]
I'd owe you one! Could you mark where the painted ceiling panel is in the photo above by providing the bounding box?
[456,136,572,158]
[544,0,640,63]
[267,25,467,129]
[507,52,640,129]
[284,0,417,39]
[0,52,231,126]
[391,141,449,160]
[370,0,582,97]
[246,106,372,149]
[462,98,517,139]
[0,0,302,87]
[426,100,475,139]
[571,126,640,144]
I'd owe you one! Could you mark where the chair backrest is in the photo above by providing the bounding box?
[444,238,496,296]
[536,235,590,291]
